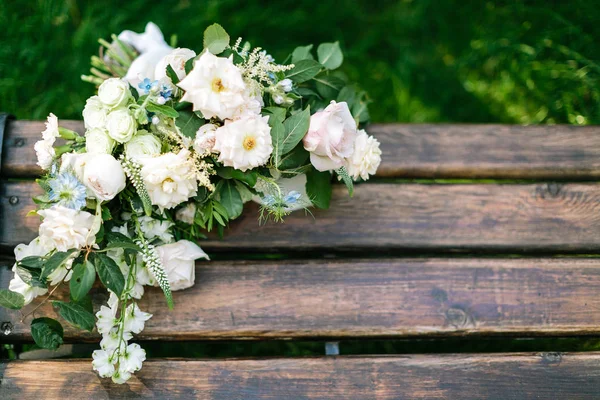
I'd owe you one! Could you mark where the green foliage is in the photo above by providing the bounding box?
[218,180,244,220]
[317,42,343,70]
[336,166,354,197]
[41,250,77,280]
[285,60,322,83]
[0,289,25,310]
[306,169,332,209]
[203,23,230,55]
[69,261,96,302]
[291,45,314,63]
[175,110,204,138]
[280,107,311,155]
[31,318,64,350]
[91,253,125,296]
[52,300,96,331]
[146,102,179,118]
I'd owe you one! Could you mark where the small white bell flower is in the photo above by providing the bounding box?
[123,303,152,334]
[92,349,115,378]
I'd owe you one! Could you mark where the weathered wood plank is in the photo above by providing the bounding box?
[2,257,600,341]
[2,353,600,399]
[5,120,600,179]
[3,181,600,253]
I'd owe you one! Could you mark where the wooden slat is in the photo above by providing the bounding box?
[3,257,600,341]
[5,120,600,179]
[2,353,600,399]
[3,181,600,253]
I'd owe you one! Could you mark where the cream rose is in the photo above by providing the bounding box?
[98,78,131,109]
[60,152,90,181]
[193,123,218,154]
[213,114,273,172]
[82,154,126,201]
[106,108,137,143]
[125,131,162,160]
[175,203,196,224]
[86,128,115,154]
[83,96,108,129]
[155,48,196,83]
[38,206,96,251]
[155,240,209,291]
[34,139,55,170]
[140,149,197,210]
[346,129,382,181]
[303,101,358,171]
[177,50,246,120]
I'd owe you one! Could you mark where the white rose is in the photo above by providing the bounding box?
[38,206,96,251]
[231,79,263,118]
[98,78,131,109]
[303,101,358,171]
[42,113,59,141]
[346,129,382,181]
[140,149,198,210]
[155,240,209,291]
[175,203,196,224]
[155,48,196,83]
[82,96,108,129]
[193,124,218,154]
[139,215,174,243]
[82,154,126,201]
[106,108,137,143]
[60,152,90,181]
[125,131,162,160]
[34,139,55,170]
[213,114,272,172]
[85,128,115,154]
[177,50,246,120]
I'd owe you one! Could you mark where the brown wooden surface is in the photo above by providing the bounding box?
[3,181,600,253]
[3,257,600,341]
[5,120,600,179]
[2,353,600,399]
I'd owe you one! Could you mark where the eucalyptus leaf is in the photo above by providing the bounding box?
[314,75,346,100]
[203,23,230,54]
[317,42,344,70]
[52,301,95,332]
[218,180,244,219]
[280,107,311,155]
[0,289,25,310]
[263,107,287,125]
[291,44,314,63]
[285,60,322,83]
[306,169,332,209]
[31,318,63,350]
[92,253,125,296]
[69,261,96,302]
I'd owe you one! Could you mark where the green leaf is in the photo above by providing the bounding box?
[184,57,196,74]
[269,121,286,167]
[15,266,46,289]
[336,166,354,197]
[216,166,258,187]
[306,169,332,209]
[69,261,96,302]
[291,45,314,63]
[317,41,344,70]
[281,107,311,155]
[203,23,230,55]
[0,289,25,310]
[146,102,179,118]
[285,60,322,83]
[52,301,95,332]
[337,86,358,109]
[41,250,77,280]
[218,180,244,220]
[279,143,310,170]
[165,64,180,84]
[296,87,322,99]
[104,241,143,252]
[175,110,204,138]
[19,256,45,269]
[92,253,125,296]
[314,75,346,100]
[31,318,63,350]
[262,107,287,125]
[352,94,370,123]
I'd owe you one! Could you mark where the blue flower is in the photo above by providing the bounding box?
[159,84,172,101]
[138,78,158,94]
[48,172,87,210]
[283,191,301,205]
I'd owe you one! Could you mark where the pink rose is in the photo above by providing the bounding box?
[303,101,357,171]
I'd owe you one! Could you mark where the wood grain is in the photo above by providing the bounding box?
[3,181,600,253]
[2,353,600,399]
[3,257,600,341]
[6,120,600,179]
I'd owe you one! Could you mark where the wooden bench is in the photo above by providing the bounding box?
[2,118,600,398]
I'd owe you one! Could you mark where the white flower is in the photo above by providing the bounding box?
[123,303,152,334]
[175,203,196,225]
[278,78,293,92]
[46,256,75,286]
[42,113,60,141]
[59,152,90,181]
[98,78,131,109]
[139,215,174,243]
[95,305,118,335]
[231,79,263,119]
[124,131,162,160]
[111,224,131,238]
[303,101,358,171]
[92,350,115,378]
[118,22,172,87]
[346,129,382,181]
[136,261,156,286]
[155,47,196,83]
[106,108,137,143]
[82,154,126,201]
[34,139,55,170]
[156,240,209,291]
[82,96,108,129]
[140,149,198,210]
[120,343,146,373]
[112,368,132,384]
[213,114,273,172]
[100,329,131,352]
[177,50,246,120]
[38,206,96,251]
[85,128,115,154]
[9,266,47,305]
[193,123,218,154]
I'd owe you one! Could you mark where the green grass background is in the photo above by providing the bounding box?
[3,0,600,358]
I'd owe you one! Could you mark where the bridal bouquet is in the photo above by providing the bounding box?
[0,22,381,383]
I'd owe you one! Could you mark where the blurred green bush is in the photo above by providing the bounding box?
[1,0,598,124]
